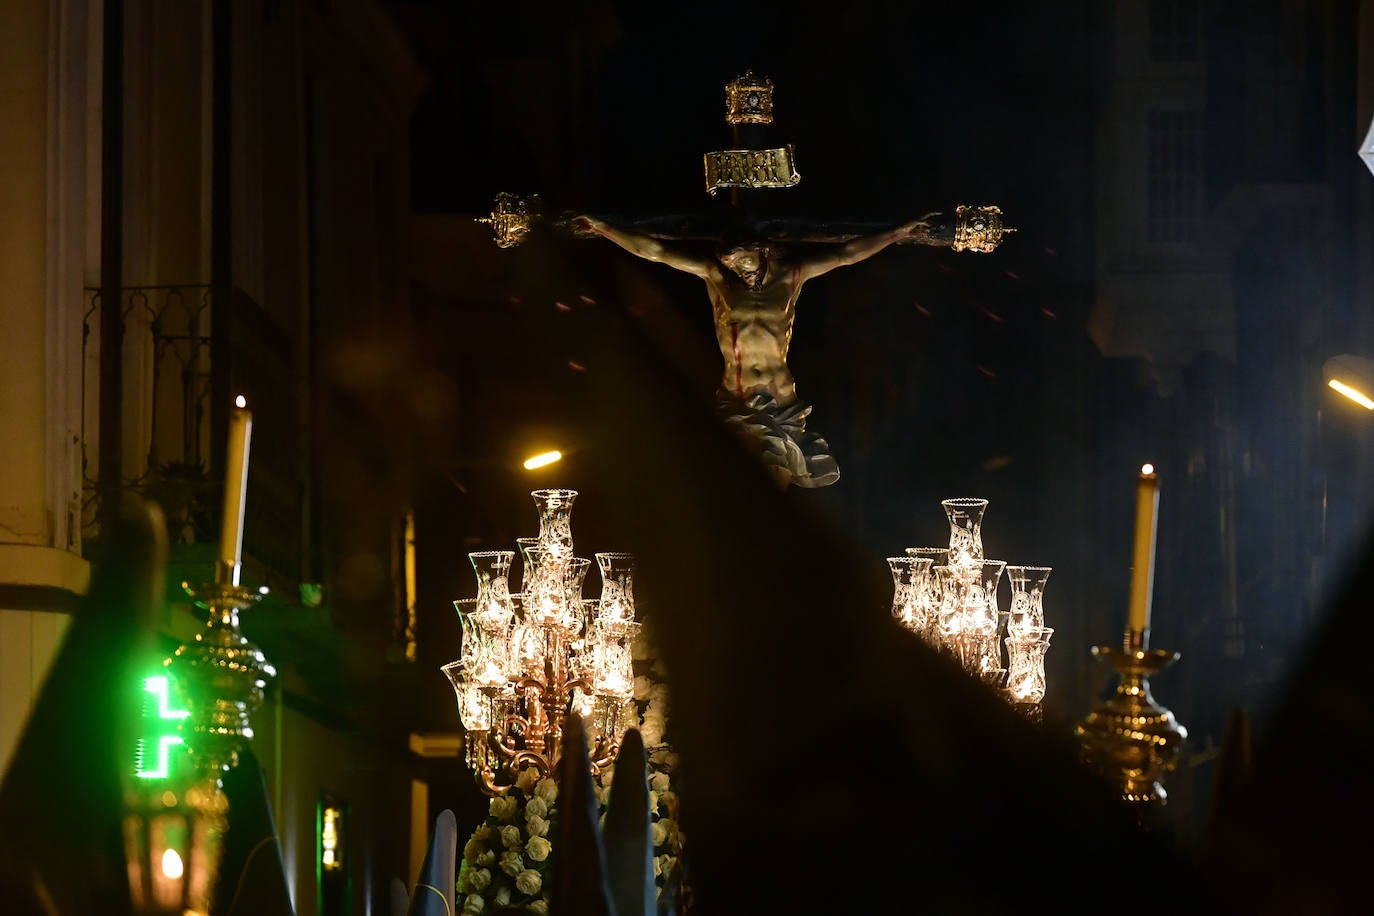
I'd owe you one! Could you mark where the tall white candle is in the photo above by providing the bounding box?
[1127,463,1159,634]
[219,395,253,584]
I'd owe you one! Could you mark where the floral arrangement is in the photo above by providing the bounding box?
[456,628,683,915]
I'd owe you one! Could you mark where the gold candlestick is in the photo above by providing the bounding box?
[1075,628,1187,808]
[126,569,275,916]
[169,574,276,778]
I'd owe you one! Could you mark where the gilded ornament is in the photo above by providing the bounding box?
[478,192,542,248]
[953,204,1015,253]
[703,146,801,196]
[724,71,774,125]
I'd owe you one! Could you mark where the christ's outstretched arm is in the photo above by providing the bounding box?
[573,215,716,279]
[797,215,938,282]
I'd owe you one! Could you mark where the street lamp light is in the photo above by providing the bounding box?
[1323,354,1374,411]
[522,449,564,470]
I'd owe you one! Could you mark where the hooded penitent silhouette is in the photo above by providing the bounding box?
[213,746,294,916]
[408,809,457,916]
[0,498,167,916]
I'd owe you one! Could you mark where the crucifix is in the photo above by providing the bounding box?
[480,73,1014,487]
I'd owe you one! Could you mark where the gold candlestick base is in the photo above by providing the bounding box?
[1075,630,1187,807]
[168,571,276,778]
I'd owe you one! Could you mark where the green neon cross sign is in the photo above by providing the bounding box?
[135,675,189,779]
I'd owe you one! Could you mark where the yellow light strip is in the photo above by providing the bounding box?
[523,450,563,470]
[1329,378,1374,410]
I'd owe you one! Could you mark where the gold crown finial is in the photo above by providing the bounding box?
[725,71,774,125]
[953,205,1016,253]
[477,192,542,248]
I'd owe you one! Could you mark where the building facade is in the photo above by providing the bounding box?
[0,0,430,912]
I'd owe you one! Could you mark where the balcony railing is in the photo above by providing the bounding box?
[81,284,304,589]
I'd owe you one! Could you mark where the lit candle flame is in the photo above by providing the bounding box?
[161,848,184,880]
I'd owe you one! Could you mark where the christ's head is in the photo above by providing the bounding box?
[718,240,781,288]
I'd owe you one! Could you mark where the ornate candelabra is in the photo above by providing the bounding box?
[1076,629,1187,808]
[888,497,1052,718]
[445,489,640,795]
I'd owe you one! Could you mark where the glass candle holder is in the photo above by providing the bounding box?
[469,550,516,632]
[945,559,1005,636]
[595,552,637,634]
[942,498,989,569]
[516,536,541,593]
[951,632,1001,679]
[457,609,510,687]
[532,488,578,560]
[887,556,931,634]
[1005,627,1053,704]
[1006,565,1051,638]
[905,548,948,643]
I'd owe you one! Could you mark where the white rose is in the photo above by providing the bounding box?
[648,747,671,766]
[499,850,524,876]
[526,815,550,838]
[665,752,680,769]
[516,767,541,792]
[469,868,492,892]
[525,835,552,862]
[649,772,670,794]
[640,720,664,747]
[525,796,548,819]
[495,887,511,907]
[477,850,495,867]
[633,676,652,701]
[462,894,485,915]
[648,683,670,705]
[489,796,517,821]
[473,824,491,841]
[656,854,677,879]
[652,820,668,846]
[648,791,660,812]
[515,869,543,895]
[500,825,522,849]
[528,900,549,916]
[463,838,487,864]
[535,777,558,804]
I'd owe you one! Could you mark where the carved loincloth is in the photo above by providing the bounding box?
[715,388,840,488]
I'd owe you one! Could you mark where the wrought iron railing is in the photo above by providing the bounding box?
[81,284,304,588]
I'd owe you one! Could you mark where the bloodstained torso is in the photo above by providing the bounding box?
[704,261,803,407]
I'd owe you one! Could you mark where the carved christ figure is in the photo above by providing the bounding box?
[574,215,935,487]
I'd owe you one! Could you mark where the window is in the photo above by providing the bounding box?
[319,793,350,915]
[1149,0,1200,61]
[1147,110,1203,244]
